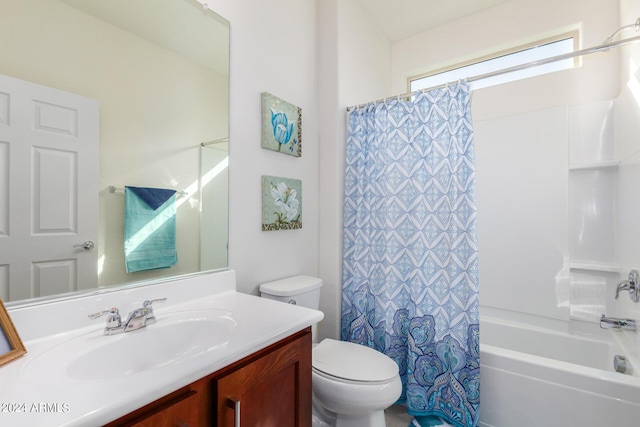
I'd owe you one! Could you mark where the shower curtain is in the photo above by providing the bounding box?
[341,81,480,427]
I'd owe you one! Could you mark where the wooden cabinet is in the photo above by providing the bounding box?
[105,328,312,427]
[214,328,312,426]
[104,374,211,427]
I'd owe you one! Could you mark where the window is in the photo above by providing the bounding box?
[409,33,577,92]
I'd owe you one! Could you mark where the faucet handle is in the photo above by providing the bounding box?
[143,298,167,308]
[142,298,166,325]
[616,270,640,302]
[88,307,122,333]
[88,307,119,319]
[615,282,631,299]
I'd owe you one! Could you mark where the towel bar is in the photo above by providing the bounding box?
[108,185,188,197]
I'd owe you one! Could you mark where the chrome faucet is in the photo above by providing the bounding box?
[89,298,167,335]
[615,270,640,302]
[600,314,637,331]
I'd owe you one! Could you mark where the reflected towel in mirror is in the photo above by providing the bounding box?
[124,186,177,273]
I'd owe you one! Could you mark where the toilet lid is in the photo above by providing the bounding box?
[312,339,398,382]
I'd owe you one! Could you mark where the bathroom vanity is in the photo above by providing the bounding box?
[0,270,322,426]
[106,328,311,426]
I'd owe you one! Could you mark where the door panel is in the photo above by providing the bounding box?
[33,147,77,233]
[0,74,98,301]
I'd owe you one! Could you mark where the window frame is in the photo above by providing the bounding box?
[407,31,580,92]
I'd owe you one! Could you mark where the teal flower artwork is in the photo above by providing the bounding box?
[261,92,302,157]
[262,175,302,231]
[271,110,294,145]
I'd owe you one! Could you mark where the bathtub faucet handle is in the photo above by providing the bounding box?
[615,270,640,302]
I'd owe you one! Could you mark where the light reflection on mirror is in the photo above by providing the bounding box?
[200,140,229,271]
[0,0,229,306]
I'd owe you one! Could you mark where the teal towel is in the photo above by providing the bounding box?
[124,186,177,273]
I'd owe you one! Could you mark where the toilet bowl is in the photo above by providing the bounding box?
[259,276,402,427]
[312,338,402,427]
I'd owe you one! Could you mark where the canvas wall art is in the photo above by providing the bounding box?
[262,175,302,231]
[261,92,302,157]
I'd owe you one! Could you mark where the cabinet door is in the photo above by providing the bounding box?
[215,330,312,427]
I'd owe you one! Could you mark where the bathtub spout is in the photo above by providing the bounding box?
[600,314,637,331]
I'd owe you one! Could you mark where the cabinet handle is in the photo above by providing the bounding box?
[227,397,240,427]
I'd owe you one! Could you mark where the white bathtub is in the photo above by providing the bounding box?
[479,316,640,426]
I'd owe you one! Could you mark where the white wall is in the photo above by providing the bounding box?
[208,0,391,339]
[316,0,391,339]
[205,0,320,296]
[317,0,343,340]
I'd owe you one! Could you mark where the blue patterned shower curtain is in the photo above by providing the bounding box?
[341,82,480,427]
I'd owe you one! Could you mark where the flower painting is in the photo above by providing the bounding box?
[262,176,302,231]
[261,92,302,157]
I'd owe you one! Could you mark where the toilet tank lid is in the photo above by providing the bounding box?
[259,275,322,296]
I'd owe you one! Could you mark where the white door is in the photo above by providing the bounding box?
[0,74,99,302]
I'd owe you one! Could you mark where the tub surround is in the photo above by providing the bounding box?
[0,270,323,426]
[612,328,640,378]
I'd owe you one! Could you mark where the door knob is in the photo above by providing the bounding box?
[73,241,95,251]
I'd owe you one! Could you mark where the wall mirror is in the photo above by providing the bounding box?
[0,298,26,365]
[0,0,229,306]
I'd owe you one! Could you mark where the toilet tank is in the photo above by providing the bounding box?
[259,275,323,309]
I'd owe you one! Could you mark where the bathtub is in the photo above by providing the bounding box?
[479,316,640,426]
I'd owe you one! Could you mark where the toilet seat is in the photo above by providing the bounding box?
[312,339,398,383]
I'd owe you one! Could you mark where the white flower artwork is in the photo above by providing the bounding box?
[262,175,302,231]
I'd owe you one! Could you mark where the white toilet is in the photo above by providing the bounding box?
[260,275,402,427]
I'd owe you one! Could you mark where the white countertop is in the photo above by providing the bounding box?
[0,270,323,426]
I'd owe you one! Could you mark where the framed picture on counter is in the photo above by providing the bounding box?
[0,298,26,367]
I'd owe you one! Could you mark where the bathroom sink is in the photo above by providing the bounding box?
[24,309,236,383]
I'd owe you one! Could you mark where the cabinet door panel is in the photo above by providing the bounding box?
[106,385,207,427]
[128,391,199,427]
[216,331,312,427]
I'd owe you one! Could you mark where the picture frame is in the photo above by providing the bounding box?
[0,298,26,367]
[261,92,302,157]
[262,175,302,231]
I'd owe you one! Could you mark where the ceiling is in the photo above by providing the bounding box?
[357,0,510,42]
[60,0,229,75]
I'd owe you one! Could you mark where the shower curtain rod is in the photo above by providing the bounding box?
[347,33,640,111]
